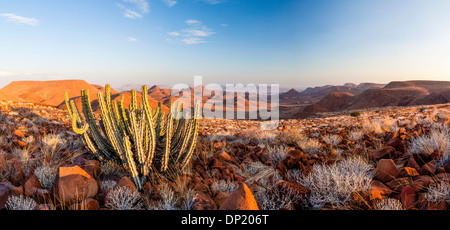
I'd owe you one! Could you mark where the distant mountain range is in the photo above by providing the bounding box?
[1,80,449,119]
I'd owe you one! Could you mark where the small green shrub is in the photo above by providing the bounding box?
[350,111,361,117]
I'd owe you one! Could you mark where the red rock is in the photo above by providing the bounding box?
[429,150,442,161]
[351,190,382,204]
[276,160,288,174]
[213,141,222,149]
[285,150,303,169]
[385,138,405,153]
[427,201,448,210]
[219,151,234,162]
[276,180,310,206]
[374,159,400,182]
[13,130,25,138]
[411,175,434,192]
[10,170,24,186]
[406,156,421,171]
[399,167,420,178]
[385,177,413,193]
[16,140,27,147]
[214,192,230,208]
[412,153,431,167]
[370,146,396,160]
[400,186,416,209]
[219,183,259,210]
[56,165,98,205]
[419,160,436,176]
[370,180,392,197]
[115,176,137,193]
[192,192,217,210]
[0,181,23,210]
[24,175,42,196]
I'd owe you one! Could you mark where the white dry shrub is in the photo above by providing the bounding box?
[239,161,282,186]
[11,148,34,175]
[375,198,404,210]
[276,129,306,146]
[349,130,364,142]
[254,184,296,210]
[425,182,450,203]
[297,138,323,155]
[106,187,142,210]
[6,195,38,210]
[42,134,67,149]
[323,134,341,146]
[362,116,398,134]
[211,180,238,194]
[157,183,179,210]
[251,130,278,144]
[34,164,57,190]
[266,145,290,165]
[297,156,373,209]
[23,135,35,145]
[181,189,196,210]
[408,127,450,161]
[100,180,118,192]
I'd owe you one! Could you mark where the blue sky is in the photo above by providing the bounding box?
[0,0,449,89]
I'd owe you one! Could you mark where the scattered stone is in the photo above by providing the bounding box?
[399,167,420,178]
[400,186,416,209]
[219,183,259,210]
[374,159,400,182]
[56,165,98,205]
[192,192,217,210]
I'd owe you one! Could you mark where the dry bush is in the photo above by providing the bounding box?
[105,187,142,210]
[408,127,450,160]
[34,164,57,190]
[296,157,373,209]
[425,181,450,203]
[266,145,290,165]
[6,195,38,210]
[323,134,341,147]
[211,180,238,194]
[374,198,404,210]
[297,138,323,155]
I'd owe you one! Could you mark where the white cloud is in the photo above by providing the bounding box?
[162,0,177,7]
[203,0,227,5]
[124,0,150,13]
[181,38,206,45]
[168,20,215,45]
[182,28,215,37]
[186,19,201,26]
[0,13,39,26]
[117,0,149,19]
[221,24,228,27]
[123,9,143,19]
[168,31,180,36]
[127,37,138,42]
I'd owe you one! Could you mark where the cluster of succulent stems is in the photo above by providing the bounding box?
[64,84,200,191]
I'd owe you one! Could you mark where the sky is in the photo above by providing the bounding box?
[0,0,450,90]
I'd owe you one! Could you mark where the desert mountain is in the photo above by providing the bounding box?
[301,82,384,99]
[0,80,103,106]
[294,80,450,118]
